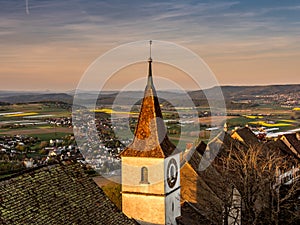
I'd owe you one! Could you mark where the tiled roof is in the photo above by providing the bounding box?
[203,131,243,161]
[222,131,241,149]
[195,141,207,155]
[120,60,178,158]
[184,148,202,172]
[180,132,244,224]
[181,149,225,224]
[233,127,259,146]
[196,162,230,207]
[176,201,216,225]
[0,162,137,225]
[264,139,298,159]
[284,133,300,155]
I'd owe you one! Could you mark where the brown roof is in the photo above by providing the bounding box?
[120,60,177,158]
[0,162,137,225]
[176,201,216,225]
[264,139,298,159]
[202,131,242,161]
[232,127,259,146]
[222,131,241,149]
[184,148,202,172]
[180,149,226,224]
[283,133,300,155]
[195,141,207,155]
[180,165,223,224]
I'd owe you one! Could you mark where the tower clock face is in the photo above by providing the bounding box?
[167,158,178,188]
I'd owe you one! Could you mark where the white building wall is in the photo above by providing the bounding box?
[165,188,181,225]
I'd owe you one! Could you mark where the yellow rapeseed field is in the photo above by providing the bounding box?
[249,121,292,127]
[4,112,38,117]
[278,119,297,123]
[244,115,264,119]
[92,109,138,115]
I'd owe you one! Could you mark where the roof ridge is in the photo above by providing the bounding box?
[0,160,77,182]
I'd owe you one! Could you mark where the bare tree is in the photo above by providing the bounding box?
[216,144,300,225]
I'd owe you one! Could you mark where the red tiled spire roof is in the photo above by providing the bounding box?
[120,54,177,158]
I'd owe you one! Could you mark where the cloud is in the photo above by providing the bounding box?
[1,0,299,47]
[0,0,300,90]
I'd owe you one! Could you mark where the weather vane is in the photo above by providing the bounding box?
[149,40,152,61]
[25,0,30,15]
[149,40,152,59]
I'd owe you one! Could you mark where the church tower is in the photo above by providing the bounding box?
[120,41,181,225]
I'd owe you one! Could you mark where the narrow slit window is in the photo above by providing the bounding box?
[140,167,150,184]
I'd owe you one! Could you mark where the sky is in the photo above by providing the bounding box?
[0,0,300,91]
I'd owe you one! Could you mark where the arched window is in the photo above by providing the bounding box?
[140,167,150,184]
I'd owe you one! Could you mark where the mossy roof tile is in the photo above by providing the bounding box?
[0,163,137,225]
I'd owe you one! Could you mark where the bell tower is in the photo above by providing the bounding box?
[120,41,181,225]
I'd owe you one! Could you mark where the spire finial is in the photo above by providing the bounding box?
[148,40,152,62]
[147,40,153,84]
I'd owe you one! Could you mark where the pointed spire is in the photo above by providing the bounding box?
[120,40,178,158]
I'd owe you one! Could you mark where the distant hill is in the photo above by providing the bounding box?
[0,101,10,106]
[188,84,300,101]
[0,84,299,107]
[0,93,73,104]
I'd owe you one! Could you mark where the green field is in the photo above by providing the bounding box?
[1,102,299,146]
[227,110,299,132]
[0,103,72,137]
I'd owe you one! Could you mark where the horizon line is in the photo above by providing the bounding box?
[1,83,300,93]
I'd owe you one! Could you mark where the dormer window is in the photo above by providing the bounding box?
[140,167,150,184]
